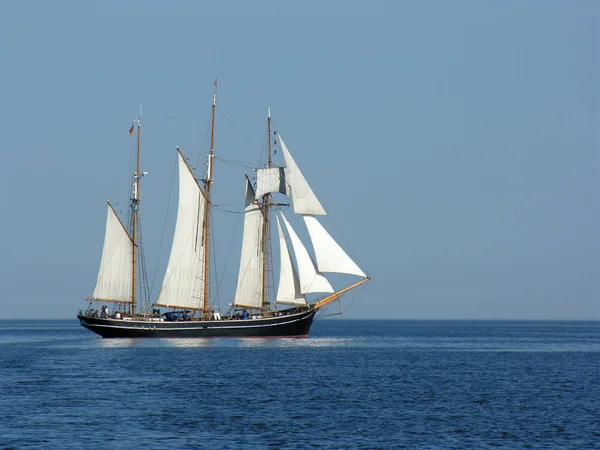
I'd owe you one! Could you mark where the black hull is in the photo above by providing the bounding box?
[77,308,317,338]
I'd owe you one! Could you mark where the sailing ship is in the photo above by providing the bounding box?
[77,87,370,338]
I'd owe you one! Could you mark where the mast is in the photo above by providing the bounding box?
[261,107,272,312]
[131,111,141,316]
[203,81,217,318]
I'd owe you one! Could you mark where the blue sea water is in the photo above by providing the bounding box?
[0,320,599,449]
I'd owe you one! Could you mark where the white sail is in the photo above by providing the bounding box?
[303,216,366,277]
[92,202,133,302]
[233,178,265,309]
[280,214,334,294]
[156,151,206,309]
[279,135,327,216]
[275,215,306,306]
[255,167,289,199]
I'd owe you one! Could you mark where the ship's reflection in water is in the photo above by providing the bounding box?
[238,337,353,348]
[279,337,354,347]
[238,338,271,347]
[161,338,211,348]
[99,337,213,348]
[96,336,356,349]
[99,338,138,348]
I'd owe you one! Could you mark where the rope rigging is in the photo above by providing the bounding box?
[213,155,258,170]
[143,106,208,128]
[315,281,369,319]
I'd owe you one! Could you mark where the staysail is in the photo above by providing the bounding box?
[303,216,366,277]
[156,151,206,309]
[279,135,327,216]
[279,213,334,294]
[91,202,134,302]
[233,178,265,309]
[275,215,306,306]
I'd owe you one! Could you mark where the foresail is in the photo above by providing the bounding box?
[280,214,334,294]
[233,178,264,309]
[255,167,289,199]
[303,216,366,277]
[92,202,133,302]
[279,135,327,216]
[275,215,306,306]
[156,151,206,309]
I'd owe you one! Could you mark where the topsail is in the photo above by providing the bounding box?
[255,167,289,199]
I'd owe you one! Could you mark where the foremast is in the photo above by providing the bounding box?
[203,82,217,318]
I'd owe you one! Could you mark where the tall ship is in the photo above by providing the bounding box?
[77,85,370,338]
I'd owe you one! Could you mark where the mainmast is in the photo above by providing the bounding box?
[203,81,217,318]
[261,107,272,312]
[131,111,142,316]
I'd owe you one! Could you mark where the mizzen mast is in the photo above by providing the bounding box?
[203,81,217,318]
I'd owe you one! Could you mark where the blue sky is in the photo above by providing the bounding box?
[0,0,598,319]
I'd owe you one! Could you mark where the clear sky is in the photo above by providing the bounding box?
[0,0,598,320]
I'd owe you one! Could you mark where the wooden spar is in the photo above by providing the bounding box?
[313,277,370,310]
[84,297,137,305]
[203,82,217,318]
[106,201,133,244]
[153,303,206,311]
[131,118,141,316]
[261,107,272,313]
[177,146,209,195]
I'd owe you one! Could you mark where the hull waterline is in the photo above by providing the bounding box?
[77,308,317,338]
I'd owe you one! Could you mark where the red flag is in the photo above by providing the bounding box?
[129,124,134,136]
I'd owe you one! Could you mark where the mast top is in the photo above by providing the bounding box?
[213,79,218,106]
[267,107,272,168]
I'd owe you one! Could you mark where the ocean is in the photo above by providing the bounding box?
[0,320,598,449]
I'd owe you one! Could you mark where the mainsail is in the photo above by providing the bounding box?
[233,178,265,309]
[156,151,207,309]
[91,202,133,302]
